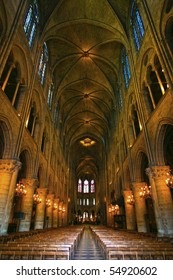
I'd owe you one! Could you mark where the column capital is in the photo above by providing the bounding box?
[132,181,146,192]
[0,159,21,173]
[46,194,54,201]
[21,178,39,189]
[37,187,48,195]
[146,166,170,179]
[123,190,133,196]
[54,198,60,204]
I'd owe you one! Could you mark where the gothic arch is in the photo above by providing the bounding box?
[133,149,148,182]
[17,149,30,180]
[160,0,173,53]
[154,118,173,165]
[19,147,34,178]
[12,45,29,84]
[0,116,13,158]
[31,89,43,122]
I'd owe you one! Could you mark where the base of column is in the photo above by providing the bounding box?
[19,222,31,232]
[157,229,173,237]
[34,222,44,230]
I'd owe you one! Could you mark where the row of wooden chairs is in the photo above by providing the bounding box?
[90,226,173,260]
[0,226,84,260]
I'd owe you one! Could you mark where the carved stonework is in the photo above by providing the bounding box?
[22,178,39,189]
[146,166,170,179]
[37,187,48,195]
[0,160,21,173]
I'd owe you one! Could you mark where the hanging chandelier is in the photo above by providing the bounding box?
[33,193,42,204]
[166,168,173,188]
[15,182,27,196]
[127,194,135,205]
[140,184,151,199]
[53,203,58,210]
[45,198,51,208]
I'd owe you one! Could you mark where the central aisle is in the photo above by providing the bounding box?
[72,226,105,260]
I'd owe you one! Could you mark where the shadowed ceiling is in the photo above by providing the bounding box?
[39,0,130,179]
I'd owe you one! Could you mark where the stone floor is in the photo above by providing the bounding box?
[72,226,105,260]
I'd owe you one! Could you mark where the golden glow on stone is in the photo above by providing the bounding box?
[80,137,96,147]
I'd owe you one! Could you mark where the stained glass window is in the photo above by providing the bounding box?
[78,179,82,193]
[130,1,145,51]
[83,180,89,193]
[38,42,48,85]
[23,0,39,48]
[122,47,131,88]
[90,180,95,193]
[47,82,54,110]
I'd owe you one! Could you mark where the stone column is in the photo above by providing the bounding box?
[0,159,21,234]
[62,204,67,226]
[58,201,63,227]
[45,194,54,228]
[19,178,38,232]
[133,182,148,232]
[52,198,59,228]
[147,166,173,236]
[34,188,47,229]
[123,190,136,231]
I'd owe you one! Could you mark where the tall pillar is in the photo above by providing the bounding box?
[147,166,173,236]
[34,188,47,229]
[45,194,54,228]
[19,178,38,232]
[58,201,63,227]
[52,198,59,228]
[62,204,67,226]
[0,159,21,234]
[133,182,148,232]
[123,190,136,231]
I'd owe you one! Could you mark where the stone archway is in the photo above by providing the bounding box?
[0,119,13,158]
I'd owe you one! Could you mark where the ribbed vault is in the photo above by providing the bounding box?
[39,0,130,179]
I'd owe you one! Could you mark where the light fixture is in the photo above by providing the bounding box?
[108,204,119,214]
[127,194,135,205]
[59,205,62,212]
[140,184,151,199]
[33,193,42,204]
[15,182,27,196]
[80,137,96,147]
[45,198,51,208]
[166,168,173,188]
[53,203,58,210]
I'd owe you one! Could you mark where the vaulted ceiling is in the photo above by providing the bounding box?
[38,0,131,179]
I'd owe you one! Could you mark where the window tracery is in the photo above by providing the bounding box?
[23,0,39,48]
[130,1,145,51]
